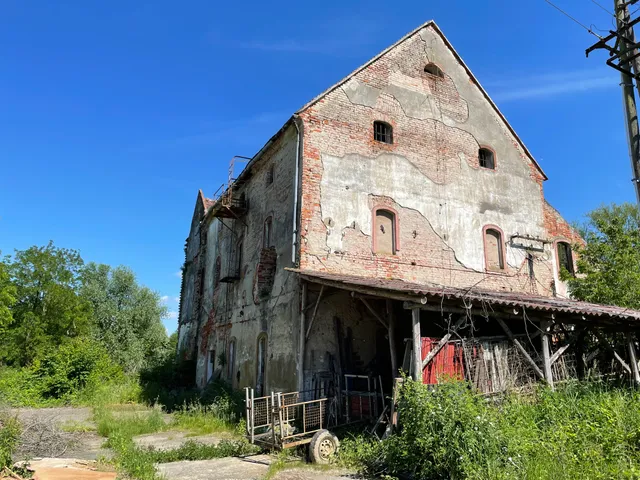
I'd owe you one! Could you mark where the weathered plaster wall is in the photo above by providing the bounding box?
[192,125,301,392]
[298,24,573,297]
[176,194,206,358]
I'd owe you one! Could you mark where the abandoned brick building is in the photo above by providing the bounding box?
[177,20,640,399]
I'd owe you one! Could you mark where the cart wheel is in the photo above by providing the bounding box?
[309,429,339,464]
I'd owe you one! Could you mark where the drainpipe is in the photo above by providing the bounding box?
[292,116,302,265]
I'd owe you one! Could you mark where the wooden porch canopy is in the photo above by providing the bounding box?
[289,269,640,328]
[290,269,640,389]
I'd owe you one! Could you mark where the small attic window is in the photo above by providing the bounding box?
[479,148,495,170]
[373,121,393,144]
[424,63,444,78]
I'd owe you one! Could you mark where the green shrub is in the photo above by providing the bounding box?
[0,411,20,469]
[340,379,640,480]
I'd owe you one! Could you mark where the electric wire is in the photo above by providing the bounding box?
[544,0,603,38]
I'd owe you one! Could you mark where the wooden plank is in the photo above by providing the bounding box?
[359,298,389,329]
[411,308,422,382]
[421,317,466,369]
[541,321,554,390]
[549,328,583,365]
[386,299,398,378]
[593,331,632,374]
[628,333,640,385]
[305,285,324,340]
[496,317,546,381]
[298,282,307,392]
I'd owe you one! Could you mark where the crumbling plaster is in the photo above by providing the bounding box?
[302,24,549,277]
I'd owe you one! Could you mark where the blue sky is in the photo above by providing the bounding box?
[0,1,633,333]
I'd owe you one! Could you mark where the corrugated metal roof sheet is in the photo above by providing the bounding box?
[291,269,640,322]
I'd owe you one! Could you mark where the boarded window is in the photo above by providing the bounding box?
[256,334,267,396]
[485,228,504,271]
[424,63,444,78]
[373,121,393,144]
[263,217,272,248]
[479,148,495,169]
[375,209,396,255]
[557,242,574,275]
[236,241,243,278]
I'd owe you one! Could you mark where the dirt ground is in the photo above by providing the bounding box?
[7,407,355,480]
[10,407,110,461]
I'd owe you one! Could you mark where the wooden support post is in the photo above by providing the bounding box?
[422,317,466,369]
[305,285,324,340]
[627,333,640,386]
[298,282,307,393]
[496,318,546,381]
[541,321,554,390]
[411,308,422,382]
[386,299,398,378]
[594,331,632,374]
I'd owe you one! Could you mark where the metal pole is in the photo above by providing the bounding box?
[615,0,640,204]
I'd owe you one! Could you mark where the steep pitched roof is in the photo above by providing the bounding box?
[296,20,547,180]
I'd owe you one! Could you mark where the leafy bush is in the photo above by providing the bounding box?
[36,337,123,399]
[0,411,20,469]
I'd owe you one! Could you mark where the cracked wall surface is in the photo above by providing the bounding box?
[298,24,575,296]
[179,125,302,393]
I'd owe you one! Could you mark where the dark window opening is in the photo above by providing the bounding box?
[256,334,267,396]
[375,209,396,255]
[236,241,243,278]
[479,148,495,169]
[263,217,272,248]
[228,339,236,385]
[424,63,444,78]
[266,165,274,185]
[214,256,221,286]
[485,228,504,271]
[557,242,574,275]
[373,121,393,144]
[207,349,216,382]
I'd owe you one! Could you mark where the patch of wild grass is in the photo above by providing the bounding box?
[94,405,166,442]
[263,449,332,480]
[0,410,21,469]
[339,379,640,480]
[170,402,238,436]
[60,420,96,433]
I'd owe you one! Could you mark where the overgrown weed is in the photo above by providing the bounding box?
[339,379,640,480]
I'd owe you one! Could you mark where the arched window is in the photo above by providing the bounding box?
[227,338,236,385]
[556,241,574,275]
[484,227,505,271]
[214,256,221,286]
[373,121,393,144]
[374,209,397,255]
[424,63,444,78]
[256,334,267,396]
[263,217,272,248]
[479,147,495,170]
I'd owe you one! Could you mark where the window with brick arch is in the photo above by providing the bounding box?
[557,241,574,275]
[484,228,504,271]
[375,209,397,255]
[373,121,393,144]
[424,63,444,78]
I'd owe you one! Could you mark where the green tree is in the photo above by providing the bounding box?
[0,256,16,333]
[566,203,640,308]
[80,263,169,373]
[2,242,91,365]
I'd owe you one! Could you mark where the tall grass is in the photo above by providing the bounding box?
[0,411,20,469]
[340,379,640,480]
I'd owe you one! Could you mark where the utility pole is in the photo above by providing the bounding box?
[587,0,640,204]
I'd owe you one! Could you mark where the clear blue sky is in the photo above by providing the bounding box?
[0,1,633,333]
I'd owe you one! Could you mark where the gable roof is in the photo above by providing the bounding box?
[295,20,547,181]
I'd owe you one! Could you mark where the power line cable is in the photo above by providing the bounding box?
[591,0,615,18]
[544,0,603,38]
